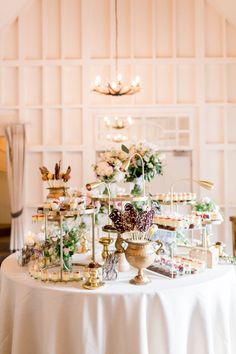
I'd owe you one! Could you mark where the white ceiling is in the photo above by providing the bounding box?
[207,0,236,26]
[0,0,235,32]
[0,0,31,29]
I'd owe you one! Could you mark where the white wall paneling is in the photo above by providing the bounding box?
[94,109,193,152]
[0,0,235,249]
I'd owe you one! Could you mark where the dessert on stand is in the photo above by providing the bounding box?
[21,162,101,286]
[147,191,225,277]
[17,149,235,290]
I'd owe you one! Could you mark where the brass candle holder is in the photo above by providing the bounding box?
[82,180,113,290]
[86,180,112,262]
[99,236,114,260]
[102,225,130,271]
[83,263,105,290]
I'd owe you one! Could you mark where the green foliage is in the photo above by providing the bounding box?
[42,224,83,261]
[124,150,163,183]
[121,144,129,154]
[55,226,80,258]
[195,199,216,212]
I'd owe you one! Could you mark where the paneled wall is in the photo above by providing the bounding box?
[0,0,236,249]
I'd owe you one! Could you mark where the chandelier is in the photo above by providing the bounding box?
[92,0,141,96]
[106,134,128,143]
[103,116,133,143]
[104,116,133,129]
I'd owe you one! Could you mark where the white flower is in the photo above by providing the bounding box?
[94,201,101,209]
[116,170,124,182]
[202,197,211,204]
[158,153,165,161]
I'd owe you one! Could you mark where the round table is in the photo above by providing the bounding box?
[1,254,236,354]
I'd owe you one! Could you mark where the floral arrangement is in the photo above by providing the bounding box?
[194,197,219,213]
[92,143,164,196]
[93,149,128,183]
[194,197,223,222]
[215,242,236,265]
[54,225,81,270]
[20,224,84,270]
[122,142,164,183]
[121,142,164,195]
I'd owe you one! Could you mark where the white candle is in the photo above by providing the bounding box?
[28,265,34,276]
[33,270,40,279]
[73,271,81,281]
[51,271,60,282]
[62,271,70,282]
[38,258,45,269]
[25,231,35,245]
[41,270,48,281]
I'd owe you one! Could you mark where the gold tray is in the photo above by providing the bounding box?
[91,195,148,202]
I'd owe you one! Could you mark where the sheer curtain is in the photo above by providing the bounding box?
[4,124,26,250]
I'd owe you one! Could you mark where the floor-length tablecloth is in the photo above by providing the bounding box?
[1,254,236,354]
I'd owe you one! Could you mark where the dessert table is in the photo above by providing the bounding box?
[0,254,236,354]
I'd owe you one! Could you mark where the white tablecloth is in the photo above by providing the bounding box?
[1,254,236,354]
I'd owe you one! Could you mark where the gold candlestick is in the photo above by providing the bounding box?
[99,237,113,260]
[86,180,112,264]
[83,263,104,290]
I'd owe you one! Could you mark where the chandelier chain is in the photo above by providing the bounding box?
[115,0,118,76]
[92,0,141,96]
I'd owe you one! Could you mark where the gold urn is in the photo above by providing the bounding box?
[46,186,69,200]
[122,239,163,285]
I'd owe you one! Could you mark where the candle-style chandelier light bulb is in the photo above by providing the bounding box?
[117,73,122,82]
[95,75,101,86]
[127,116,133,125]
[103,115,134,130]
[92,0,141,96]
[103,115,134,143]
